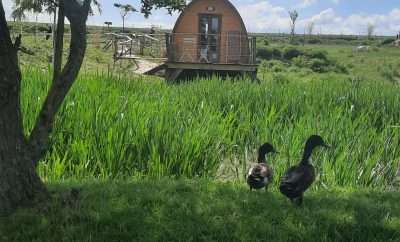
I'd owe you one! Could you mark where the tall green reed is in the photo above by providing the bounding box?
[21,68,400,188]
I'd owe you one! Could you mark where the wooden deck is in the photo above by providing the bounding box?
[106,32,258,81]
[166,62,257,72]
[163,62,257,81]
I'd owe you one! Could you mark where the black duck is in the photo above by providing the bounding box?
[279,135,329,205]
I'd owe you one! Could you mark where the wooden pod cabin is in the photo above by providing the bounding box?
[164,0,257,80]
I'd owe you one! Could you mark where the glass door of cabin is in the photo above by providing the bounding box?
[199,14,221,63]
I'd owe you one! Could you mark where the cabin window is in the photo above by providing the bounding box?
[199,14,221,63]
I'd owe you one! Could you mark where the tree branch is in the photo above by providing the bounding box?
[47,0,59,7]
[0,1,25,148]
[53,1,65,80]
[28,0,91,167]
[0,1,14,55]
[11,35,35,55]
[14,35,22,50]
[0,1,22,101]
[19,46,35,55]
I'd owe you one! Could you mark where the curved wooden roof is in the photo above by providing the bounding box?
[172,0,248,35]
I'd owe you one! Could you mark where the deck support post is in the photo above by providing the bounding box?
[165,68,183,82]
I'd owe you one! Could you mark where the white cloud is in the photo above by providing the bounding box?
[236,1,400,35]
[237,1,290,33]
[298,0,318,9]
[2,0,400,35]
[303,8,400,35]
[2,0,13,15]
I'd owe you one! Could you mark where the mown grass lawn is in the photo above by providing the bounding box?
[1,180,399,242]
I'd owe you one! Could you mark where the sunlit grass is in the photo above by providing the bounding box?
[21,68,400,187]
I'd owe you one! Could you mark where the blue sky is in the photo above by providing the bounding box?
[3,0,400,35]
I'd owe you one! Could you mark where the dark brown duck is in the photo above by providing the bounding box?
[247,143,277,191]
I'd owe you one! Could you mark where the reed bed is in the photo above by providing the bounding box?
[21,68,400,187]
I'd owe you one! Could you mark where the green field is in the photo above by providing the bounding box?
[2,27,400,241]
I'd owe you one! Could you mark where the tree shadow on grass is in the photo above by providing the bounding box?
[1,181,399,242]
[303,190,400,242]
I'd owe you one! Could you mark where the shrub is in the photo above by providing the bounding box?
[309,58,328,72]
[292,56,308,68]
[380,63,400,84]
[256,47,282,60]
[282,46,303,60]
[260,60,287,72]
[256,47,273,60]
[308,38,322,44]
[271,62,286,72]
[287,66,301,73]
[334,61,349,74]
[305,50,329,61]
[271,48,282,59]
[292,52,347,74]
[272,72,289,84]
[359,41,370,46]
[380,38,395,46]
[258,45,347,74]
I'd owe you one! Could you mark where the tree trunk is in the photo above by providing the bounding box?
[0,0,91,215]
[0,1,47,215]
[0,75,48,214]
[0,116,48,214]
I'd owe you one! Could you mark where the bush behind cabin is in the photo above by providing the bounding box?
[257,46,348,74]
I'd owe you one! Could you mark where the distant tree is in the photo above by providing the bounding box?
[12,0,100,14]
[10,6,26,22]
[306,21,315,36]
[11,0,101,62]
[104,21,113,32]
[367,23,375,39]
[112,0,187,32]
[0,0,186,216]
[10,5,26,34]
[113,3,137,32]
[140,0,186,17]
[288,10,299,42]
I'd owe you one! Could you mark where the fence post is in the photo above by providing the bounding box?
[252,36,257,64]
[165,33,170,61]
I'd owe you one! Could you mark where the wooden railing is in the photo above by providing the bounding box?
[104,33,167,61]
[165,33,256,65]
[102,32,256,65]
